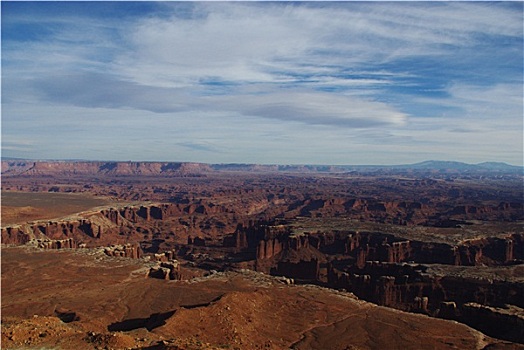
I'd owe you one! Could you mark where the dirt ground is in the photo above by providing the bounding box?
[2,246,522,350]
[1,191,114,225]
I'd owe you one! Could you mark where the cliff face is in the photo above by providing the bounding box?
[222,220,524,343]
[103,244,142,259]
[459,303,524,343]
[310,230,524,267]
[1,203,181,245]
[226,222,323,279]
[1,220,104,245]
[1,201,246,248]
[328,261,524,309]
[1,161,212,177]
[280,196,523,225]
[326,259,524,344]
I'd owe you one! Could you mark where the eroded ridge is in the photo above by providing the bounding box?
[2,161,523,348]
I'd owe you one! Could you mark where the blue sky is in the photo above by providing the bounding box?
[2,1,523,165]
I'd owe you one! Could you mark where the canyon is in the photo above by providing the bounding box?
[1,160,523,349]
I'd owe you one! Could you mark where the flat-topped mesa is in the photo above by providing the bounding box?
[0,161,213,177]
[411,234,524,266]
[1,219,102,245]
[448,202,523,217]
[310,230,524,267]
[327,261,428,300]
[1,202,194,245]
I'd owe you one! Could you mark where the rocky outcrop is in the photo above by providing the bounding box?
[35,220,100,239]
[224,221,290,252]
[103,244,141,259]
[328,260,524,324]
[327,262,435,311]
[256,238,284,260]
[1,226,32,245]
[100,204,186,225]
[459,303,524,343]
[1,221,99,245]
[272,259,320,280]
[152,250,178,262]
[1,202,232,248]
[148,261,180,280]
[236,223,325,280]
[36,238,77,249]
[1,218,110,245]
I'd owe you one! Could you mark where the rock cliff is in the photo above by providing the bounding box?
[1,161,212,177]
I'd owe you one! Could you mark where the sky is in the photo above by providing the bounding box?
[2,1,523,165]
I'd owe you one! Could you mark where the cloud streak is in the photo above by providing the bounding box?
[2,2,522,165]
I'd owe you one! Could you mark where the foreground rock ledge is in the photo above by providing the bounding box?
[2,247,522,350]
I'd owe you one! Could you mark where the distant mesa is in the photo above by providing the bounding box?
[1,159,522,176]
[0,160,213,177]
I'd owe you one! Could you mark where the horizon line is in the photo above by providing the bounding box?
[1,157,522,168]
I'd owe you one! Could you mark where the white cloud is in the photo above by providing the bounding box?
[213,91,408,128]
[447,83,523,120]
[111,2,522,88]
[2,2,522,165]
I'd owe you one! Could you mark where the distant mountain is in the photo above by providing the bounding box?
[406,160,477,170]
[403,160,522,173]
[476,162,523,171]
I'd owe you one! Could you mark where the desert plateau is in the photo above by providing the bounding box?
[3,1,523,349]
[1,160,523,350]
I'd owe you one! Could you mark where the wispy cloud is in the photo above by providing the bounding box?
[2,2,522,164]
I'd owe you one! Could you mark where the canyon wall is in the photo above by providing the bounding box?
[1,161,212,177]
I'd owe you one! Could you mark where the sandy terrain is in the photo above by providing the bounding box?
[2,246,522,350]
[1,191,113,225]
[1,163,523,349]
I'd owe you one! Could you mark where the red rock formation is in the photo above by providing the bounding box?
[1,226,32,245]
[152,250,178,262]
[103,244,142,259]
[460,303,524,344]
[148,261,181,280]
[37,238,77,249]
[188,236,206,246]
[148,266,172,280]
[1,219,101,245]
[32,219,101,240]
[273,259,320,280]
[256,239,284,260]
